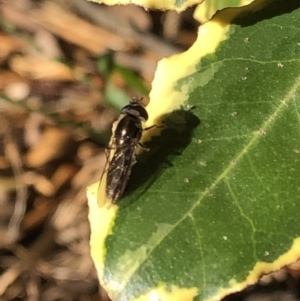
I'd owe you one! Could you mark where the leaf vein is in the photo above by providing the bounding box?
[224,178,257,260]
[188,214,207,290]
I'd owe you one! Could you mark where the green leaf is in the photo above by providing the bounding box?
[97,52,115,79]
[105,82,132,110]
[95,52,149,109]
[114,64,149,96]
[88,0,300,300]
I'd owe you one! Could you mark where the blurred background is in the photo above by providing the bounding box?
[0,0,198,300]
[1,1,300,301]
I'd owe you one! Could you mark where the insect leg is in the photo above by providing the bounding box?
[138,142,150,151]
[140,124,164,151]
[144,124,163,131]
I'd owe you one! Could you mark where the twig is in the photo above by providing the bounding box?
[71,0,183,57]
[0,115,27,243]
[0,227,56,296]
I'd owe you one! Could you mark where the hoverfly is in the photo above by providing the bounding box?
[97,98,150,207]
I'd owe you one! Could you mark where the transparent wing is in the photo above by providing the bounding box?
[97,146,116,208]
[97,117,121,208]
[106,147,136,202]
[97,161,109,207]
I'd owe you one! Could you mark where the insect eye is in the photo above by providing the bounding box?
[134,106,148,121]
[121,104,148,121]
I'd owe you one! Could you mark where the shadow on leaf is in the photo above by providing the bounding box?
[233,0,300,27]
[119,108,200,208]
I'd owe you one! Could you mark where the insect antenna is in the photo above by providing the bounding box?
[131,96,144,106]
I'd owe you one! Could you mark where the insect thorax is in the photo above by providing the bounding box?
[114,115,143,147]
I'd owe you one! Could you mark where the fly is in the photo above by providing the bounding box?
[97,97,150,207]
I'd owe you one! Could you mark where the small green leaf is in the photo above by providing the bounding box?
[105,83,132,110]
[88,0,300,301]
[97,52,115,79]
[96,52,149,109]
[114,65,149,96]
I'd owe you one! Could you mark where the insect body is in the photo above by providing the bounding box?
[97,98,148,207]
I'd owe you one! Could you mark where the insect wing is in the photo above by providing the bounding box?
[106,146,136,202]
[97,146,116,207]
[97,161,109,207]
[97,116,122,207]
